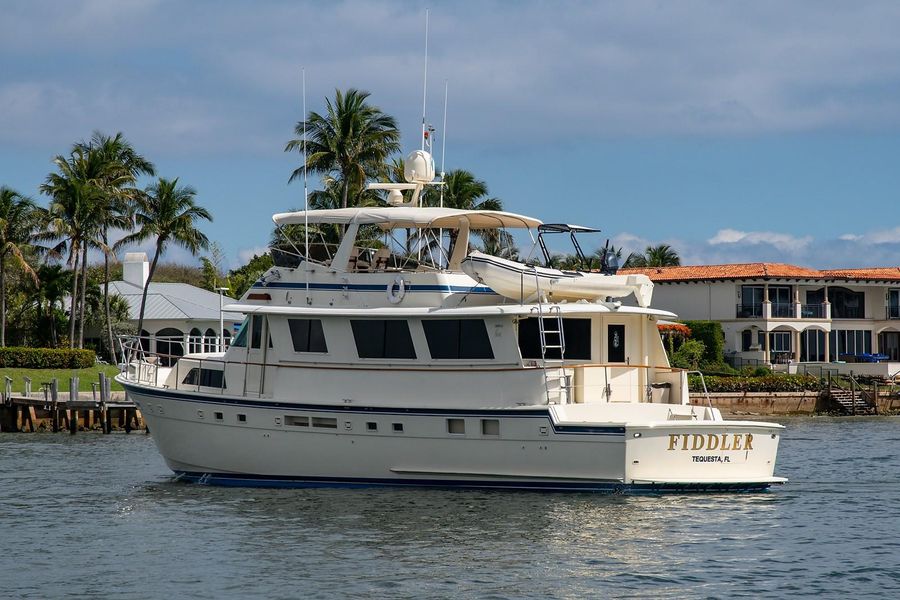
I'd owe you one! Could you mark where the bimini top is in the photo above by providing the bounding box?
[272,207,542,229]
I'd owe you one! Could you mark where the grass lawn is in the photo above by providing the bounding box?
[2,365,123,393]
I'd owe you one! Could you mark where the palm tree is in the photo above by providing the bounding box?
[284,88,401,209]
[116,177,211,337]
[42,148,106,347]
[76,132,155,358]
[624,244,681,268]
[0,187,43,346]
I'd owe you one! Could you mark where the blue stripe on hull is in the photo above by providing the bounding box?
[172,471,773,494]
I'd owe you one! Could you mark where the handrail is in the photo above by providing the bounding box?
[687,370,714,413]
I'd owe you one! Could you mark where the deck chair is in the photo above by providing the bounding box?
[372,247,391,271]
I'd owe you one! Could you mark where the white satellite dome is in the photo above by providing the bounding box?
[403,150,435,184]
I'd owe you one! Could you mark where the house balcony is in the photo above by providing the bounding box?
[736,302,829,319]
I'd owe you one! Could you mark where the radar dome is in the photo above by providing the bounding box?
[403,150,435,184]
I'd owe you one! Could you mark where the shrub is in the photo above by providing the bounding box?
[682,320,724,365]
[672,339,705,370]
[688,374,820,393]
[0,347,95,369]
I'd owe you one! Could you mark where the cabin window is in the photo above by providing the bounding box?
[608,324,626,363]
[231,318,249,347]
[250,315,264,349]
[447,418,466,434]
[181,368,225,388]
[422,319,494,359]
[288,319,328,353]
[237,414,247,423]
[517,318,591,360]
[311,417,337,429]
[350,320,416,359]
[366,422,378,431]
[392,423,404,433]
[214,412,223,421]
[481,419,500,436]
[285,416,309,427]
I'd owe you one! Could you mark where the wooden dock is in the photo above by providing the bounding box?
[1,373,144,434]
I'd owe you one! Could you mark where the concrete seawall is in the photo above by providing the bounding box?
[689,391,900,416]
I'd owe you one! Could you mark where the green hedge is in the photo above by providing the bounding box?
[682,320,724,365]
[689,374,820,393]
[0,347,95,369]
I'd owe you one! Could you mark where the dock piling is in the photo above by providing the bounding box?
[69,377,79,434]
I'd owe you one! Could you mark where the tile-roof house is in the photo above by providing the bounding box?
[109,253,243,356]
[620,262,900,369]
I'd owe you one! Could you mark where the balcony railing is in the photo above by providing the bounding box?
[771,302,794,318]
[736,303,763,318]
[801,303,826,318]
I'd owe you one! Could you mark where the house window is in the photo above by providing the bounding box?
[769,286,793,318]
[422,319,494,359]
[740,286,764,317]
[809,287,865,319]
[769,331,791,353]
[517,318,591,360]
[830,329,872,360]
[288,319,328,353]
[350,320,416,359]
[800,330,826,362]
[741,329,763,351]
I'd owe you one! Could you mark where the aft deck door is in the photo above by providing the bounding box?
[605,322,639,402]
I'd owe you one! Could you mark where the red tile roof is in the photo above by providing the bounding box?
[620,263,900,282]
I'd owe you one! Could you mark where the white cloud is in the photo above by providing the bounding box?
[4,0,900,152]
[707,229,812,253]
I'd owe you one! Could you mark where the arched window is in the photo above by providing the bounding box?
[189,328,202,354]
[204,328,217,352]
[155,327,184,367]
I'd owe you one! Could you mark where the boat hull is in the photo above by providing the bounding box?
[121,379,785,493]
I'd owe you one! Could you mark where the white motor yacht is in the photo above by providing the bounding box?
[117,150,786,492]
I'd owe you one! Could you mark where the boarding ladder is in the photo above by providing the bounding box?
[532,268,568,404]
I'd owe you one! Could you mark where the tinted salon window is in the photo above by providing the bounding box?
[351,320,416,359]
[422,319,494,359]
[517,318,591,360]
[288,319,328,353]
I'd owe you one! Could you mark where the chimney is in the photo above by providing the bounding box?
[123,252,149,288]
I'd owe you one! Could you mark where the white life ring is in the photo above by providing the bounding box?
[387,276,406,304]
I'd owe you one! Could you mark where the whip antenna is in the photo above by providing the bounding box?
[302,67,310,304]
[421,8,429,151]
[439,79,448,264]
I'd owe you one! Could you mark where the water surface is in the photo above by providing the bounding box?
[1,417,898,598]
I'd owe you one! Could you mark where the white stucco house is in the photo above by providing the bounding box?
[621,262,900,376]
[109,253,243,360]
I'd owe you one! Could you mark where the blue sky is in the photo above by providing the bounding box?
[3,0,900,268]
